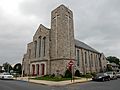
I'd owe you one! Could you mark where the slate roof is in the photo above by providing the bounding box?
[75,39,100,53]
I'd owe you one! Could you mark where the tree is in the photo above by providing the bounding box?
[106,64,113,71]
[3,62,12,72]
[13,63,22,75]
[106,56,120,65]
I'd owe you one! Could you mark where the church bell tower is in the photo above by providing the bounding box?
[50,5,75,75]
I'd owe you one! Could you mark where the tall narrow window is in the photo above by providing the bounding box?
[77,50,80,66]
[81,50,85,73]
[99,57,102,67]
[34,41,37,58]
[43,37,46,56]
[89,53,92,72]
[39,36,41,57]
[28,49,31,59]
[95,55,98,67]
[75,48,76,56]
[91,54,93,67]
[85,52,87,65]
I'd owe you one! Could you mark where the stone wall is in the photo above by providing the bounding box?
[50,59,75,75]
[50,5,75,60]
[75,47,101,74]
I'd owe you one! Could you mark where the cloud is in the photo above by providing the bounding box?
[0,0,120,65]
[72,0,120,58]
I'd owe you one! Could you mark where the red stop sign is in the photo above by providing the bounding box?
[68,60,74,66]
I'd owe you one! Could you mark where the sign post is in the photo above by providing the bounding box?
[68,60,74,82]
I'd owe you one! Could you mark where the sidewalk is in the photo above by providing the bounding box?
[14,77,92,86]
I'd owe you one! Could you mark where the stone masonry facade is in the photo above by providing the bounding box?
[22,5,107,76]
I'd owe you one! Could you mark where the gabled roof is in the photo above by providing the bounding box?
[75,39,100,53]
[33,24,50,38]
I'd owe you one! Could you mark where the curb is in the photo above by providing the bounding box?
[67,79,92,86]
[14,78,92,86]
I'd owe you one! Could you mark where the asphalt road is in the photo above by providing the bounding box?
[0,79,120,90]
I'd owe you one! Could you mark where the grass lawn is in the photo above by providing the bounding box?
[31,76,72,82]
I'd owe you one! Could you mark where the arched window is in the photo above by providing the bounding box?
[91,54,93,67]
[34,41,37,58]
[85,52,87,66]
[43,37,46,56]
[77,50,80,66]
[39,36,41,57]
[89,53,92,71]
[95,55,98,67]
[28,49,31,59]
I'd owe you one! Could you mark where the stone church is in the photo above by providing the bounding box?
[22,5,107,76]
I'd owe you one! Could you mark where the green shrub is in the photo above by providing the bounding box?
[51,73,55,77]
[43,75,50,77]
[91,72,96,77]
[59,74,64,78]
[75,70,81,77]
[80,74,85,77]
[85,73,92,78]
[80,73,92,78]
[64,69,72,78]
[49,73,55,78]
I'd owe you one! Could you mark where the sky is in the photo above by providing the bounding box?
[0,0,120,65]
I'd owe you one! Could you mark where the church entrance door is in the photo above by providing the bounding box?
[32,64,35,76]
[41,64,45,75]
[36,64,39,75]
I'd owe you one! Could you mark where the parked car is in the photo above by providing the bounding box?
[92,73,110,81]
[0,72,13,80]
[116,72,120,78]
[106,71,117,80]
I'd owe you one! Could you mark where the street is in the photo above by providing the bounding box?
[0,79,120,90]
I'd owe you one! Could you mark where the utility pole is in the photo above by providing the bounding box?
[8,64,9,73]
